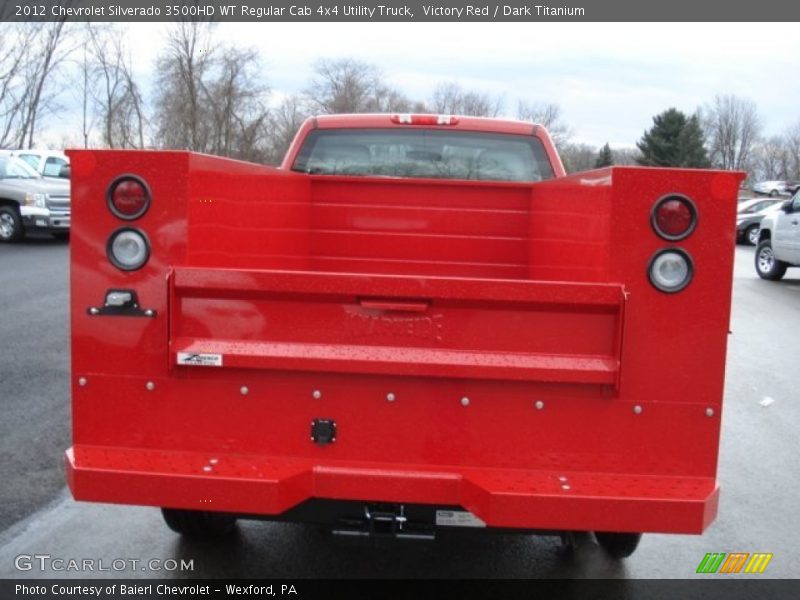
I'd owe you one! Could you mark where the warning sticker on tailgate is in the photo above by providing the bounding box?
[177,352,223,367]
[435,510,486,528]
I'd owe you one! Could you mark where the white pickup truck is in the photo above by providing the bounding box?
[755,192,800,280]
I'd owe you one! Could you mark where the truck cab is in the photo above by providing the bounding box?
[65,114,742,560]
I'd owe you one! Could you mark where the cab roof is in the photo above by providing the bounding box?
[312,113,540,136]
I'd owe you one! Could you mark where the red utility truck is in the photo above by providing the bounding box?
[66,114,741,558]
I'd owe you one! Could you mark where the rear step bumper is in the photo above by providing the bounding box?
[65,445,718,534]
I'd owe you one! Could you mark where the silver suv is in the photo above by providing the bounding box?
[0,155,70,242]
[755,191,800,280]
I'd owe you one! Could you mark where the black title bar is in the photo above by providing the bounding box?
[2,0,799,22]
[3,579,800,600]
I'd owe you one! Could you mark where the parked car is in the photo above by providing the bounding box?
[0,149,70,179]
[736,198,783,245]
[786,181,800,195]
[753,180,794,197]
[755,192,800,280]
[0,155,71,242]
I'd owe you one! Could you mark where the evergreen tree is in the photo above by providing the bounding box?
[636,108,710,168]
[677,115,711,168]
[594,142,614,168]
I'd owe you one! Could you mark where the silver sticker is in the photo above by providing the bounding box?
[177,352,223,367]
[435,510,486,528]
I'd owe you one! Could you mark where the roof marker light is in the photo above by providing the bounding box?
[391,114,460,126]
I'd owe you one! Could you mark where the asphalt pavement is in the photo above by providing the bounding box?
[0,235,71,531]
[0,239,798,578]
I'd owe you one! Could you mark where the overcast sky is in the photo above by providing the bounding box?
[72,22,800,148]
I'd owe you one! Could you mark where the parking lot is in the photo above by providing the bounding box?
[0,237,798,578]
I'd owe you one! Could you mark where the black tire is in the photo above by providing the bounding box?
[745,224,760,246]
[595,532,642,559]
[755,240,787,281]
[558,530,593,555]
[0,205,25,243]
[769,189,779,197]
[161,508,237,537]
[52,231,70,241]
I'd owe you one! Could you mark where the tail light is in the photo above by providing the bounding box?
[107,228,150,271]
[391,114,460,126]
[648,248,693,293]
[651,195,697,240]
[108,175,151,220]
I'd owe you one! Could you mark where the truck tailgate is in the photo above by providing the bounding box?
[170,267,625,387]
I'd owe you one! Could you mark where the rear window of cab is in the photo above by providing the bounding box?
[292,128,555,182]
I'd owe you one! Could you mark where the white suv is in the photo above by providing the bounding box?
[755,192,800,280]
[7,149,69,179]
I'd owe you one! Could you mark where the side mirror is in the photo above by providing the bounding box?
[58,164,70,179]
[781,199,793,213]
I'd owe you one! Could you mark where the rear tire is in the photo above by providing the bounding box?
[161,508,237,537]
[595,532,642,559]
[745,224,760,246]
[755,240,787,280]
[0,205,25,242]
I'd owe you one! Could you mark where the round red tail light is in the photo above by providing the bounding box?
[651,195,697,240]
[108,176,151,220]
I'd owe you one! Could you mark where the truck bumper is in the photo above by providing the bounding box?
[20,206,70,232]
[65,445,718,534]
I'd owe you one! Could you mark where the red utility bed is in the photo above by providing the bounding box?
[66,147,740,537]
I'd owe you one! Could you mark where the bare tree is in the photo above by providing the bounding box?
[153,22,216,151]
[76,41,98,148]
[0,24,39,147]
[700,94,762,171]
[784,121,800,179]
[267,94,309,164]
[558,143,598,174]
[16,21,75,148]
[1,22,76,148]
[751,136,792,181]
[429,82,502,117]
[611,147,641,166]
[86,24,146,149]
[206,46,271,160]
[304,58,410,114]
[517,101,571,148]
[153,22,272,162]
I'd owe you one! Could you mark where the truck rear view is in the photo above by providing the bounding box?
[66,114,741,558]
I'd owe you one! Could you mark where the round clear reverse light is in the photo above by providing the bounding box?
[648,249,693,293]
[107,228,149,271]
